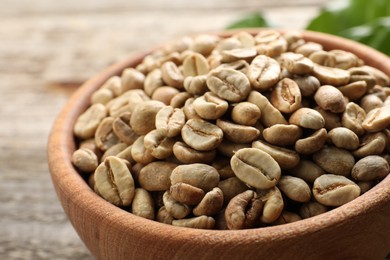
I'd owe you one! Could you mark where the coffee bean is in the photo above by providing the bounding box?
[207,68,251,102]
[181,119,223,151]
[231,148,281,189]
[74,103,107,139]
[247,55,281,91]
[313,174,360,207]
[94,156,135,206]
[352,155,389,181]
[313,146,355,176]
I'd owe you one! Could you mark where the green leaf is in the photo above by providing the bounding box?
[340,17,390,55]
[306,0,390,55]
[226,13,271,29]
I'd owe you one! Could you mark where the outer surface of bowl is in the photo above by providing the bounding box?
[48,29,390,260]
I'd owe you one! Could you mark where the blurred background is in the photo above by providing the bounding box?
[0,0,386,259]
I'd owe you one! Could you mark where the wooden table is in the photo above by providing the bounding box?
[0,0,326,258]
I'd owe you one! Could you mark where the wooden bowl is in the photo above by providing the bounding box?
[47,29,390,259]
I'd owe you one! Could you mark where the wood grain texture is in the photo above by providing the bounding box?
[48,30,390,260]
[0,0,344,259]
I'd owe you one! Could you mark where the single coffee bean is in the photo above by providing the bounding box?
[193,92,229,120]
[291,75,320,97]
[270,78,302,113]
[218,177,248,205]
[221,48,257,63]
[312,64,350,86]
[263,124,302,146]
[234,31,255,48]
[277,175,311,203]
[190,34,219,56]
[231,148,281,189]
[207,68,251,102]
[313,146,355,176]
[216,119,260,144]
[170,182,205,205]
[231,102,261,126]
[288,159,325,183]
[299,202,328,219]
[327,127,360,150]
[247,91,288,127]
[130,100,165,135]
[252,140,300,170]
[172,141,216,164]
[181,119,223,151]
[295,128,327,155]
[342,102,366,136]
[121,68,145,91]
[225,190,263,229]
[155,106,185,138]
[314,85,346,113]
[247,55,281,91]
[131,188,155,220]
[144,68,164,96]
[183,75,208,95]
[182,52,210,77]
[193,187,224,216]
[257,187,284,224]
[362,106,390,132]
[170,163,220,192]
[151,86,180,105]
[279,52,314,75]
[112,112,139,145]
[338,81,367,102]
[353,132,387,158]
[169,91,191,108]
[313,174,360,207]
[74,103,107,139]
[172,215,215,229]
[91,88,114,105]
[161,61,184,88]
[163,191,191,219]
[352,155,389,182]
[95,117,119,151]
[138,161,177,191]
[94,156,135,206]
[289,107,325,130]
[144,129,175,159]
[72,148,99,173]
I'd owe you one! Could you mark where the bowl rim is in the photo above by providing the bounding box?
[47,28,390,246]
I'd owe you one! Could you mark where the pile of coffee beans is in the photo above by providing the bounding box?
[72,30,390,230]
